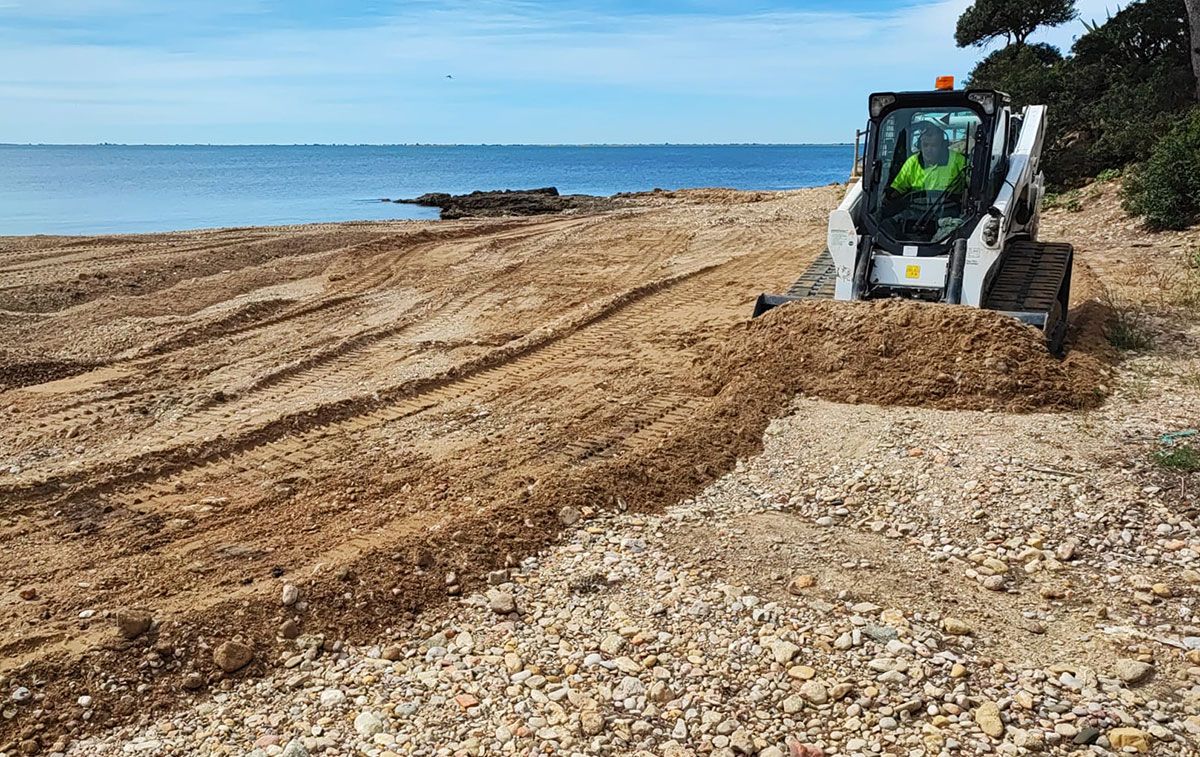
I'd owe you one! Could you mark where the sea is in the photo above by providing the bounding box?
[0,144,854,236]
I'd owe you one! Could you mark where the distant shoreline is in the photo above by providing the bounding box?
[0,142,854,148]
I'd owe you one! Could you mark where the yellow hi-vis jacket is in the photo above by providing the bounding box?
[890,150,968,193]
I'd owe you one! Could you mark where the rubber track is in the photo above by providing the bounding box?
[983,241,1073,314]
[784,249,838,299]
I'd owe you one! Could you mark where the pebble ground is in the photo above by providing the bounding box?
[52,330,1200,756]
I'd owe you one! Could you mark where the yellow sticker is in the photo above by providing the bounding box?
[905,265,921,279]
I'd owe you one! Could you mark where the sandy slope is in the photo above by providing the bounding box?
[2,188,841,741]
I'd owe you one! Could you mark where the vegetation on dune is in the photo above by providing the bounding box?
[1098,282,1157,351]
[1154,443,1200,473]
[955,0,1200,228]
[965,43,1063,108]
[1121,109,1200,231]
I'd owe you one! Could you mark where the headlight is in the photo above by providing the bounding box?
[982,216,1000,246]
[869,94,896,119]
[968,92,996,115]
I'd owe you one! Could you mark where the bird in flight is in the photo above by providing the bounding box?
[446,74,454,79]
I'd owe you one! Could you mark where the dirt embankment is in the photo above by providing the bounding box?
[706,299,1112,413]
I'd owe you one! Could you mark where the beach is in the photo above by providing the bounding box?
[2,185,1199,754]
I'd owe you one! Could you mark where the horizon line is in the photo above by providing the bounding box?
[0,142,854,148]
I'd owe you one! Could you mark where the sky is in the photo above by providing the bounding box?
[0,0,1127,145]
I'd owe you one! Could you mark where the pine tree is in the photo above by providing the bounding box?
[955,0,1077,48]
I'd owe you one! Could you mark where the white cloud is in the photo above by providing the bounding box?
[0,0,1130,143]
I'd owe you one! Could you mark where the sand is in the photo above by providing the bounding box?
[0,186,1111,745]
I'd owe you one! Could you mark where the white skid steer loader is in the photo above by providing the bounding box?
[754,81,1073,353]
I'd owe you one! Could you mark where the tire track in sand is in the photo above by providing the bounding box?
[0,218,600,457]
[0,236,786,673]
[0,216,673,493]
[100,226,789,543]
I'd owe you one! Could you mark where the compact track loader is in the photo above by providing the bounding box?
[754,81,1073,352]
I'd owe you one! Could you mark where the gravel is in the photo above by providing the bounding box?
[50,302,1200,756]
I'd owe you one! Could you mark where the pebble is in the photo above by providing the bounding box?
[486,589,516,615]
[1113,659,1154,685]
[281,583,300,607]
[599,633,627,655]
[115,610,152,640]
[318,688,345,708]
[353,710,384,737]
[769,640,800,664]
[212,641,254,673]
[1107,727,1151,752]
[580,710,605,736]
[799,680,828,705]
[941,617,972,635]
[280,739,309,757]
[787,574,816,593]
[973,700,1004,739]
[730,729,754,754]
[1073,726,1100,745]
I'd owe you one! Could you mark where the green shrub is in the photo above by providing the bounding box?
[1096,167,1122,182]
[1154,444,1200,473]
[1105,313,1155,350]
[1099,283,1155,350]
[966,0,1194,186]
[966,42,1064,105]
[1122,109,1200,231]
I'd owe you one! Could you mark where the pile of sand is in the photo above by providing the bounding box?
[704,299,1108,413]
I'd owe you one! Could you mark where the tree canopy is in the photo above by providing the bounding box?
[963,0,1195,185]
[966,43,1063,105]
[955,0,1077,47]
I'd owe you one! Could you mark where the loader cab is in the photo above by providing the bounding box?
[861,89,1009,257]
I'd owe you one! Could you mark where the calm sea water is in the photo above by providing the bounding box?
[0,144,853,236]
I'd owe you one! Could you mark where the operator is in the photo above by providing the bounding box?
[887,127,968,197]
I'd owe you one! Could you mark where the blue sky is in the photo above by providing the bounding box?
[1,0,1126,144]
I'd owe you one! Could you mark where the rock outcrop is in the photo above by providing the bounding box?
[393,187,612,219]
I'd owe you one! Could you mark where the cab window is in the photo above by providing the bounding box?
[869,106,981,244]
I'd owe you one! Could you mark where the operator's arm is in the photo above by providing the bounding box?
[889,155,919,194]
[887,155,918,200]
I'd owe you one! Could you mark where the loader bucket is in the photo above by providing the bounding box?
[751,293,804,318]
[750,249,838,318]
